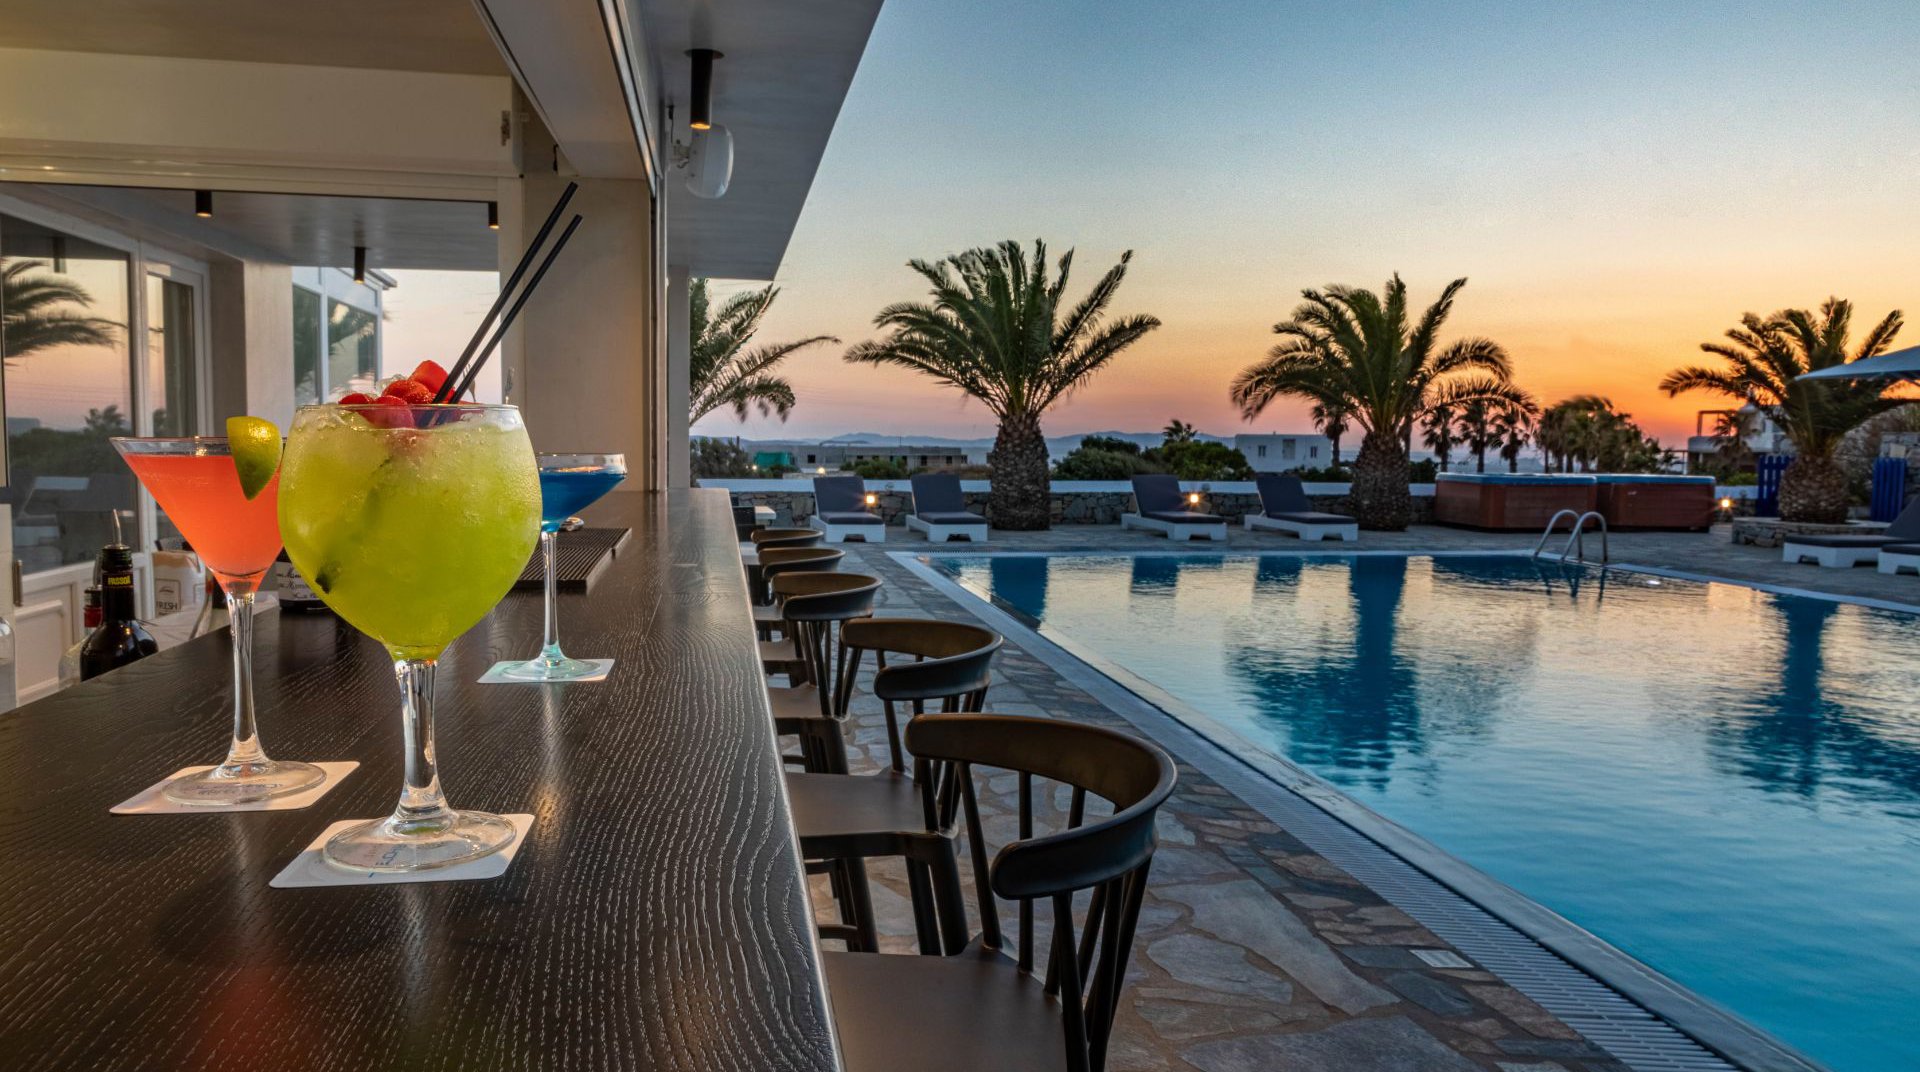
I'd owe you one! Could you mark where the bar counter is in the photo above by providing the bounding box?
[0,489,839,1071]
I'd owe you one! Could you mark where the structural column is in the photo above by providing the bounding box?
[666,265,692,488]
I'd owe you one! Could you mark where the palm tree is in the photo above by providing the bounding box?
[1230,275,1528,530]
[1162,418,1198,445]
[846,240,1161,529]
[689,278,837,424]
[1662,298,1904,522]
[1494,400,1536,473]
[1421,405,1456,473]
[1309,398,1352,468]
[2,259,120,364]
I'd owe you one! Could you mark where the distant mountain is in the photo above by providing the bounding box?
[727,429,1547,468]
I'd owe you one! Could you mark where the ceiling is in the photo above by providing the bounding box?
[38,184,499,271]
[640,0,884,279]
[0,0,505,75]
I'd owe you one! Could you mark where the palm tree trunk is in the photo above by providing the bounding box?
[1329,431,1342,469]
[1778,453,1850,524]
[1350,431,1412,531]
[1474,447,1486,473]
[988,413,1051,530]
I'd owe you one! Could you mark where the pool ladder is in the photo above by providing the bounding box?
[1531,509,1609,563]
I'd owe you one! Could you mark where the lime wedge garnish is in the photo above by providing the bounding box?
[227,416,282,500]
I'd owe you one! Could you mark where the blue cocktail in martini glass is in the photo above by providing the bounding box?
[504,452,627,680]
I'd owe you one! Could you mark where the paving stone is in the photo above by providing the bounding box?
[1284,892,1354,910]
[1144,933,1295,1004]
[1466,985,1584,1040]
[1161,880,1394,1014]
[1495,1038,1613,1060]
[1337,945,1428,970]
[1135,999,1293,1041]
[1384,971,1475,1017]
[1152,845,1240,880]
[1496,1063,1570,1072]
[1183,1015,1484,1072]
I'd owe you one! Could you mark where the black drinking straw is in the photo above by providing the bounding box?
[433,182,579,403]
[447,213,584,402]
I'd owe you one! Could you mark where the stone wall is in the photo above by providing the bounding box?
[712,483,1434,527]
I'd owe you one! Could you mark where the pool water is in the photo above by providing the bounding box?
[932,552,1920,1072]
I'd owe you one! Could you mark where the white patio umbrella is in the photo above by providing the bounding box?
[1797,343,1920,382]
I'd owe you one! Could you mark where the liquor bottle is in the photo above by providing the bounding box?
[79,545,158,681]
[56,586,104,689]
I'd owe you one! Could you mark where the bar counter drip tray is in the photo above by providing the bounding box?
[515,527,631,592]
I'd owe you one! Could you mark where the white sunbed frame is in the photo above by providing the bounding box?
[906,515,988,543]
[1781,541,1879,568]
[1878,547,1920,575]
[1121,513,1227,542]
[809,515,886,544]
[1243,514,1359,542]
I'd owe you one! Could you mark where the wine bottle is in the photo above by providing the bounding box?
[56,586,104,690]
[79,545,158,681]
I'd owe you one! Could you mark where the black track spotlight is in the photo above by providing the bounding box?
[194,190,213,218]
[352,246,367,284]
[487,201,499,230]
[688,48,722,131]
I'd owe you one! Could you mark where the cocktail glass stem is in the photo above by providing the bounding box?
[536,530,567,669]
[393,658,453,829]
[161,579,325,805]
[322,656,516,871]
[220,586,270,770]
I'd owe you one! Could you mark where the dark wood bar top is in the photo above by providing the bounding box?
[0,489,839,1071]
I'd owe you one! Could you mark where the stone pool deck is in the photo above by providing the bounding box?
[797,529,1684,1072]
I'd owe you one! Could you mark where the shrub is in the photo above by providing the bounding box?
[1147,440,1254,481]
[850,459,911,480]
[690,437,754,479]
[1053,447,1163,480]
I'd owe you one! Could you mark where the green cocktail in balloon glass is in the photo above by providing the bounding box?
[280,403,539,872]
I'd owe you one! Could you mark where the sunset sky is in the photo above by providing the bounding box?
[689,0,1920,448]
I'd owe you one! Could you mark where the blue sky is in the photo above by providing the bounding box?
[689,0,1920,443]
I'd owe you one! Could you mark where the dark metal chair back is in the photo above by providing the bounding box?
[751,527,823,552]
[757,546,844,586]
[769,572,881,703]
[732,504,757,540]
[834,618,1000,775]
[906,714,1176,1072]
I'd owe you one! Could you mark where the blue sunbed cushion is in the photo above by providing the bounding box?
[817,511,883,526]
[918,511,985,525]
[1783,533,1893,548]
[1144,510,1227,525]
[1266,511,1355,525]
[1881,543,1920,554]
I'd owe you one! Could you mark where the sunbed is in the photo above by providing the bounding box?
[808,475,886,543]
[1781,499,1920,567]
[1244,474,1357,541]
[1120,474,1228,542]
[905,473,988,542]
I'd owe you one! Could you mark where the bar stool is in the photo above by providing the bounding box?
[744,528,826,605]
[760,572,881,684]
[783,618,999,954]
[822,714,1176,1072]
[731,504,757,540]
[753,547,843,629]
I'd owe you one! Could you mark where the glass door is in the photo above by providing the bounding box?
[140,262,208,547]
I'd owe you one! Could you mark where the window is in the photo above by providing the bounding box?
[1,213,135,572]
[293,286,322,406]
[1310,446,1319,459]
[1256,444,1267,458]
[1281,439,1296,460]
[145,275,197,436]
[291,268,383,404]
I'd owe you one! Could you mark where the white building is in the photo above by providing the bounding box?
[1234,433,1334,473]
[0,0,882,705]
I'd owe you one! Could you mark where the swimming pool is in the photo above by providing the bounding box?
[928,552,1920,1072]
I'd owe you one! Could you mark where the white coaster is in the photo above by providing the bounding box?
[111,760,360,815]
[477,658,613,684]
[270,813,535,888]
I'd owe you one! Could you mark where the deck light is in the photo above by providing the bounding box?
[352,246,367,284]
[487,201,499,229]
[1188,491,1201,505]
[688,49,722,130]
[1720,497,1734,510]
[864,493,877,507]
[194,190,212,217]
[816,466,826,475]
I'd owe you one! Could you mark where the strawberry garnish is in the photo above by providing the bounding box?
[337,392,375,406]
[409,360,450,395]
[382,378,435,405]
[364,394,413,428]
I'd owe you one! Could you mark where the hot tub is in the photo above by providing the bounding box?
[1434,473,1598,531]
[1594,474,1716,531]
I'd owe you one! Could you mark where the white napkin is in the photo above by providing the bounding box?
[111,760,360,814]
[477,658,613,684]
[270,813,536,888]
